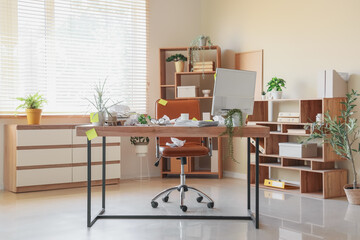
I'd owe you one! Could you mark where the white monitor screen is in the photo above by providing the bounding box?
[211,68,256,116]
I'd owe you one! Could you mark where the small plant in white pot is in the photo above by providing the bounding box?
[267,77,286,99]
[261,91,266,100]
[86,79,120,126]
[166,54,187,73]
[16,92,47,125]
[130,114,150,157]
[303,90,360,204]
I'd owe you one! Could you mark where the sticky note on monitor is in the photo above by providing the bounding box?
[192,117,198,121]
[158,99,168,106]
[86,128,98,141]
[90,112,99,123]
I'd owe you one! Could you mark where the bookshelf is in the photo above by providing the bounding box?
[159,46,222,178]
[247,98,348,198]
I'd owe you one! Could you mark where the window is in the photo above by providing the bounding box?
[0,0,147,113]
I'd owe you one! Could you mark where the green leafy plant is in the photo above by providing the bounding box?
[189,35,213,73]
[16,92,47,110]
[220,109,243,163]
[261,91,266,96]
[166,54,187,62]
[267,77,286,92]
[130,114,151,145]
[86,78,121,116]
[303,89,360,189]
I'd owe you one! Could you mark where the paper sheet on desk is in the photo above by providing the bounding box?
[174,119,219,127]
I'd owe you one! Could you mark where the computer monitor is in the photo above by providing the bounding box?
[211,68,256,116]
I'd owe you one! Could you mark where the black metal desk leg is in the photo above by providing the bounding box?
[255,137,260,229]
[247,137,251,210]
[102,137,106,210]
[87,139,92,227]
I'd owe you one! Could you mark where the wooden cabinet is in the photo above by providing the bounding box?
[4,124,120,193]
[247,98,348,198]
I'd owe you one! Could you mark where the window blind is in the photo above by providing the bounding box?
[0,0,147,113]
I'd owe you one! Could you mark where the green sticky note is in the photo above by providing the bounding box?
[159,99,168,106]
[86,128,98,141]
[90,112,99,123]
[192,117,198,121]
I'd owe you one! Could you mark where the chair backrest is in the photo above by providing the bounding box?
[156,99,201,145]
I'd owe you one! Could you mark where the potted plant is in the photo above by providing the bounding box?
[166,54,187,73]
[220,109,244,163]
[16,92,47,125]
[189,35,213,74]
[130,114,150,157]
[86,79,121,126]
[266,77,286,99]
[303,90,360,204]
[261,91,266,100]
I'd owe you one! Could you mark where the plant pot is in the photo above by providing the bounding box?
[198,37,207,47]
[344,184,360,205]
[272,91,283,99]
[134,143,149,157]
[261,95,266,100]
[26,109,42,125]
[174,61,184,73]
[92,111,106,126]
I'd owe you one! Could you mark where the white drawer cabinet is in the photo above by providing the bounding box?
[4,124,121,192]
[17,149,72,166]
[73,164,121,182]
[17,167,72,187]
[72,146,121,163]
[17,129,72,146]
[72,130,120,144]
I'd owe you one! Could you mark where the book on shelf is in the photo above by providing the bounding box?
[193,61,214,65]
[277,117,300,123]
[278,112,300,118]
[287,129,307,134]
[193,69,214,72]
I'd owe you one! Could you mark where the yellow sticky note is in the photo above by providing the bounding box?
[86,128,98,141]
[214,73,216,79]
[205,120,213,122]
[158,99,168,106]
[90,112,99,123]
[192,117,198,121]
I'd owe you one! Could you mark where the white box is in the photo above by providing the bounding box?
[279,143,317,158]
[177,86,198,98]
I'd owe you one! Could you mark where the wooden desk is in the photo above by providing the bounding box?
[76,125,270,229]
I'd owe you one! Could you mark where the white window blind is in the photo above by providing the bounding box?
[0,0,147,113]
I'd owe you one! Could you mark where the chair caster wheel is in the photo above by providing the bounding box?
[196,196,203,203]
[151,201,158,208]
[180,205,188,212]
[207,202,214,209]
[162,196,169,202]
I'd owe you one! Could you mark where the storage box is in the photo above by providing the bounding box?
[177,86,199,98]
[279,143,317,158]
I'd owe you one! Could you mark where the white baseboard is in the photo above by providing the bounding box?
[223,171,247,180]
[120,173,161,180]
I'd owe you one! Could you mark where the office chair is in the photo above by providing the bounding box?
[151,99,214,212]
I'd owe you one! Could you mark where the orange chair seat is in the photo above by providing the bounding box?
[160,144,209,158]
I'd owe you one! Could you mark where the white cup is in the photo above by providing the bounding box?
[180,113,189,120]
[202,112,211,121]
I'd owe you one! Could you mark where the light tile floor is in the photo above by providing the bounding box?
[0,178,359,240]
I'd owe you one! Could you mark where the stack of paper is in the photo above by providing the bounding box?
[174,120,219,127]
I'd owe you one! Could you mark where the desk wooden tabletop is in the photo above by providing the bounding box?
[76,125,270,138]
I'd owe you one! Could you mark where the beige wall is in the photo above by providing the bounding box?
[200,0,360,182]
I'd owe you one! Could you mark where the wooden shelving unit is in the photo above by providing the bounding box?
[247,98,348,199]
[159,46,222,178]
